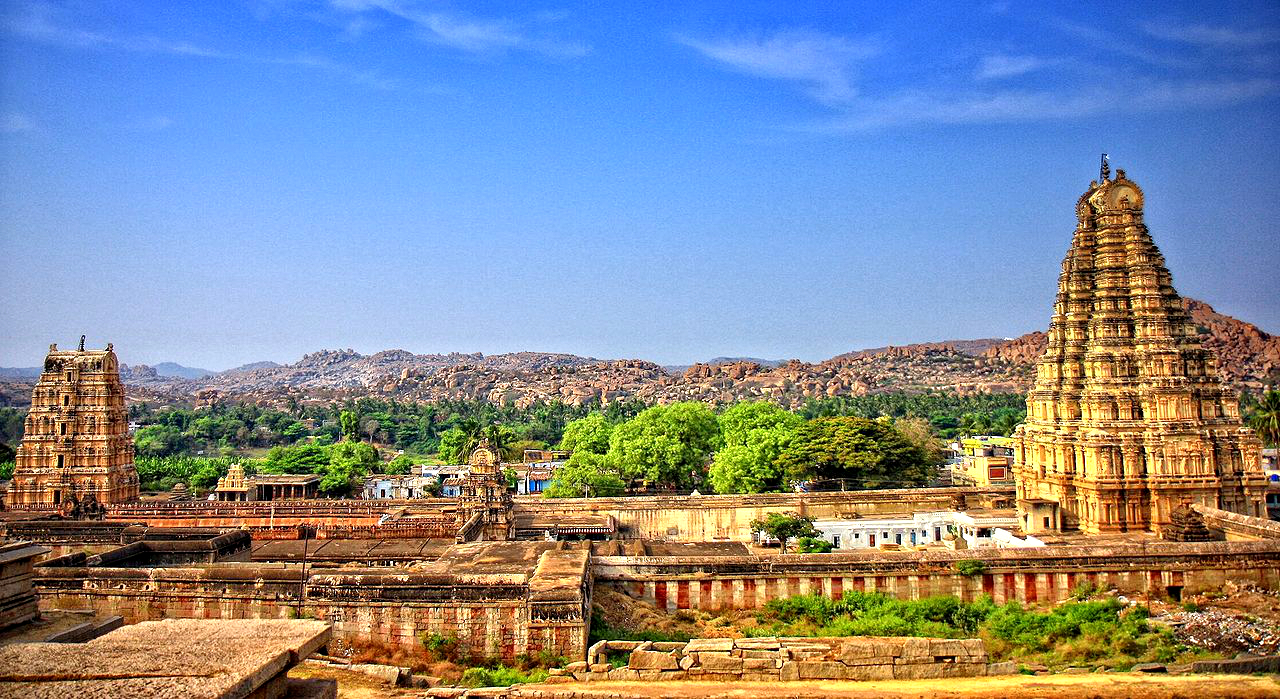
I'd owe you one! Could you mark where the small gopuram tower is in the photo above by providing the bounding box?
[456,438,514,540]
[10,338,140,506]
[1013,162,1266,536]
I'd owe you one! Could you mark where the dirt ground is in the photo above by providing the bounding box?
[516,676,1280,698]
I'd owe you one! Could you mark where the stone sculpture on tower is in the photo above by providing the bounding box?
[1013,166,1266,535]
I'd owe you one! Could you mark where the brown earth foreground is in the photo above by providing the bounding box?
[517,676,1278,699]
[290,665,1280,699]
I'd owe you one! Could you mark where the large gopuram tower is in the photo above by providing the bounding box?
[9,339,140,506]
[1013,165,1266,536]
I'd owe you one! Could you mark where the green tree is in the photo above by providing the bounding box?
[1248,389,1280,456]
[543,452,626,498]
[385,453,414,475]
[261,443,331,475]
[558,413,614,455]
[134,424,186,458]
[607,402,722,489]
[709,402,802,494]
[776,416,933,489]
[321,440,379,496]
[750,512,820,553]
[437,427,469,463]
[339,410,359,442]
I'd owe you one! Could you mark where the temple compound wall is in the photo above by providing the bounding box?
[594,540,1280,612]
[1013,167,1267,536]
[9,340,139,506]
[31,541,590,662]
[514,487,1013,542]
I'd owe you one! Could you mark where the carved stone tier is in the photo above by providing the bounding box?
[1013,168,1267,535]
[10,341,140,505]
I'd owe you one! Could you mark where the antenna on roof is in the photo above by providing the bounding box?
[1100,153,1111,182]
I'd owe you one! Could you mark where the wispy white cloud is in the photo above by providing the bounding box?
[677,30,878,104]
[813,77,1279,132]
[329,0,590,58]
[5,2,398,90]
[2,113,37,134]
[975,54,1047,80]
[1142,21,1280,49]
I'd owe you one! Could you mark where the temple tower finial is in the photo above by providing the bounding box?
[1100,153,1111,182]
[78,335,85,351]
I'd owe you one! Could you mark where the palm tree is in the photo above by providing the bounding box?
[1248,388,1280,458]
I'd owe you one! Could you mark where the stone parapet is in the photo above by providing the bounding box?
[1192,503,1280,541]
[574,636,989,682]
[595,539,1280,611]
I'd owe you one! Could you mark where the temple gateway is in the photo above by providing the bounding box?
[1013,166,1267,535]
[8,339,140,506]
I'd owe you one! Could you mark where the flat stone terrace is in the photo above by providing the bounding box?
[251,537,454,565]
[0,618,333,698]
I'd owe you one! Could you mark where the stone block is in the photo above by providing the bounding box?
[588,663,611,673]
[425,689,465,698]
[894,663,944,680]
[942,662,987,678]
[686,638,736,653]
[1130,663,1167,673]
[795,661,848,680]
[700,654,744,672]
[742,658,775,671]
[541,675,574,684]
[779,661,799,682]
[739,649,780,659]
[986,661,1018,676]
[629,649,679,671]
[742,672,781,682]
[606,640,643,651]
[736,637,781,650]
[565,661,588,673]
[840,638,904,660]
[679,655,695,670]
[607,667,639,681]
[651,641,687,652]
[845,663,895,681]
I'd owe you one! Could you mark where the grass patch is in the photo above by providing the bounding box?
[588,607,693,646]
[748,591,1193,669]
[460,665,548,688]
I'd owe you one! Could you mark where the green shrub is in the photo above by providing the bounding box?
[954,559,988,577]
[460,665,548,688]
[796,537,834,553]
[419,633,461,663]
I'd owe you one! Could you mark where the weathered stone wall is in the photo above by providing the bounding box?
[515,487,1013,542]
[573,636,990,682]
[594,540,1280,611]
[33,549,591,662]
[1193,503,1280,541]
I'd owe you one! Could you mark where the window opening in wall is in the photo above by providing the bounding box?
[832,535,841,549]
[56,454,64,468]
[59,422,67,435]
[1043,516,1051,529]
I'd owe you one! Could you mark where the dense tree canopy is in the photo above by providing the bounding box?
[543,452,626,498]
[558,413,614,455]
[708,402,802,494]
[776,416,936,489]
[607,402,722,490]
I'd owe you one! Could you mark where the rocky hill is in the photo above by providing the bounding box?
[2,297,1273,409]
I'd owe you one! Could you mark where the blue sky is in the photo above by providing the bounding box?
[1,1,1278,370]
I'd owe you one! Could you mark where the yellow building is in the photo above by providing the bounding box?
[953,437,1015,486]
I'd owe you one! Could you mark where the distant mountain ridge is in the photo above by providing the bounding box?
[1,297,1273,409]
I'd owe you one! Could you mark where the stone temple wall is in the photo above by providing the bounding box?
[514,487,1013,542]
[33,547,591,662]
[594,540,1280,612]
